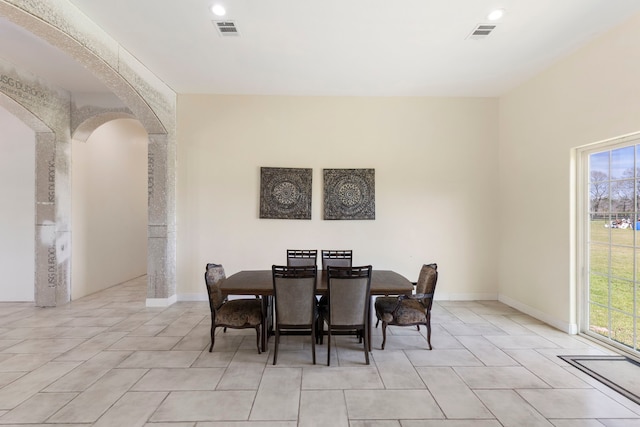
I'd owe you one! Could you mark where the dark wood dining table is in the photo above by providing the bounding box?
[220,269,414,352]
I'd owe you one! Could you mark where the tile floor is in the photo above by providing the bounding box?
[1,275,639,426]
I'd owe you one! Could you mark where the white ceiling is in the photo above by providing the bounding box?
[2,0,640,96]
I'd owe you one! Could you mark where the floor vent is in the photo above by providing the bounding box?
[467,24,496,40]
[213,21,240,37]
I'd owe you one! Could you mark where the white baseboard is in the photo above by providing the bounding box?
[145,294,178,307]
[498,294,578,334]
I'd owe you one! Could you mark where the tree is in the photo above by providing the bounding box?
[590,170,609,215]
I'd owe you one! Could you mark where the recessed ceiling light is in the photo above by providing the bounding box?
[487,8,505,21]
[211,4,226,16]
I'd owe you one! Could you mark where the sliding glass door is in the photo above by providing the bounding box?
[584,138,639,354]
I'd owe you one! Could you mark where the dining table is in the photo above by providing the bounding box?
[220,269,414,352]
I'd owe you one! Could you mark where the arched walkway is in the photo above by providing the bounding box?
[0,0,177,307]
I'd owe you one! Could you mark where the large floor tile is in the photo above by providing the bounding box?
[54,332,128,361]
[405,348,483,367]
[191,351,235,368]
[475,389,553,427]
[484,335,559,350]
[517,389,640,419]
[132,367,224,391]
[45,351,131,392]
[372,350,426,389]
[216,351,269,390]
[400,421,503,427]
[108,336,182,351]
[301,366,383,389]
[250,368,301,421]
[351,421,400,427]
[92,391,167,427]
[47,368,147,423]
[456,335,518,366]
[345,390,444,419]
[0,392,76,424]
[0,353,58,372]
[0,361,80,410]
[197,423,296,427]
[417,367,493,419]
[299,390,349,427]
[149,390,255,422]
[118,351,201,368]
[454,366,551,389]
[505,349,590,389]
[1,338,85,354]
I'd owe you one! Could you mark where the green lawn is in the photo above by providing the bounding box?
[589,220,638,349]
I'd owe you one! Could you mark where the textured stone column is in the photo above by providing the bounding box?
[34,132,57,306]
[1,59,71,306]
[146,133,176,305]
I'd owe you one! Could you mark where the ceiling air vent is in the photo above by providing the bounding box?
[466,24,496,40]
[213,20,240,37]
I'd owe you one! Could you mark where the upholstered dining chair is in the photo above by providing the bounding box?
[204,263,264,353]
[286,250,318,267]
[321,265,372,366]
[374,263,438,350]
[317,250,354,343]
[321,249,352,270]
[271,265,318,365]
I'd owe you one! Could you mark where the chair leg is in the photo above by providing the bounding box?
[255,325,261,354]
[209,325,215,352]
[311,325,316,365]
[363,328,369,365]
[327,325,331,366]
[317,316,324,344]
[426,314,432,350]
[381,322,387,350]
[315,317,320,344]
[273,328,279,365]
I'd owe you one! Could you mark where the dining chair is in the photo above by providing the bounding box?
[204,263,264,353]
[271,265,318,365]
[286,249,318,267]
[321,249,353,270]
[317,249,354,343]
[374,263,438,350]
[322,265,372,366]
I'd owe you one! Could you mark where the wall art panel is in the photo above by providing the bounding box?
[323,168,375,220]
[260,167,312,219]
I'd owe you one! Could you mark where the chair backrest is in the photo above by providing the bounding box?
[327,265,372,326]
[204,263,226,312]
[272,265,318,326]
[286,250,318,267]
[321,250,353,270]
[415,263,438,308]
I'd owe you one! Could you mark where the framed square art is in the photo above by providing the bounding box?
[260,167,312,219]
[323,168,375,220]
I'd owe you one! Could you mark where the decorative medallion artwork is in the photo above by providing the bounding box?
[323,168,375,220]
[260,167,312,219]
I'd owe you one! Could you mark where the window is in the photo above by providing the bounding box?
[581,136,639,354]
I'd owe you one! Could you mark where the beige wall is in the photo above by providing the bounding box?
[498,13,640,332]
[176,95,499,300]
[71,118,148,299]
[0,106,35,301]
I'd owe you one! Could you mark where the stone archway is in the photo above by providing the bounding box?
[0,0,177,307]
